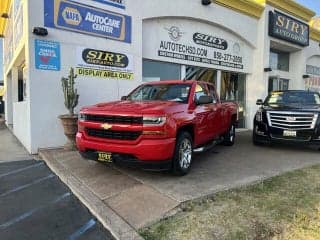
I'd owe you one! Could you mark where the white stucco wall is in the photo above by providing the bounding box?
[27,0,142,153]
[3,0,320,153]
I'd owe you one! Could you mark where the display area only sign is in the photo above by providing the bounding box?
[35,39,61,71]
[76,47,134,80]
[44,0,131,43]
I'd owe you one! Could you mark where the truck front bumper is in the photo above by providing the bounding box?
[76,132,176,168]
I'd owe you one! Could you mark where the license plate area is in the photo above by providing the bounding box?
[97,152,112,163]
[283,130,297,137]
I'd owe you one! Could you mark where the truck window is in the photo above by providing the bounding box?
[207,84,218,103]
[194,83,210,102]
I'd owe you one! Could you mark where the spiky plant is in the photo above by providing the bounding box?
[61,67,79,115]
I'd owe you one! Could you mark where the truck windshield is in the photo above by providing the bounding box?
[265,91,320,106]
[126,84,191,103]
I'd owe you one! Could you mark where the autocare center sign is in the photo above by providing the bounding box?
[143,19,252,73]
[44,0,131,43]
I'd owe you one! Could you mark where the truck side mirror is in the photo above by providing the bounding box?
[197,95,213,105]
[121,96,127,100]
[256,99,263,105]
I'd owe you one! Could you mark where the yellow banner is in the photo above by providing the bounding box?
[76,67,134,80]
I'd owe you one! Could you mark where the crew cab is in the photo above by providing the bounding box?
[76,80,238,175]
[253,90,320,146]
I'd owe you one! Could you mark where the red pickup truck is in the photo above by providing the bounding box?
[77,80,238,175]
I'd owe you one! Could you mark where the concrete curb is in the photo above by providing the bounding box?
[39,150,144,240]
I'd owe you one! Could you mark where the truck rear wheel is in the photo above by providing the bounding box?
[223,123,235,146]
[172,132,193,176]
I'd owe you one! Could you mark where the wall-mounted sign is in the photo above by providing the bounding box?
[35,39,61,71]
[91,0,125,9]
[193,32,228,50]
[143,19,252,73]
[306,64,320,76]
[269,11,309,47]
[44,0,131,43]
[76,47,133,80]
[157,26,244,70]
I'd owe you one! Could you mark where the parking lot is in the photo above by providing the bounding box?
[40,130,320,234]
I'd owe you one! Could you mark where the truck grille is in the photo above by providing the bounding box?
[86,128,142,140]
[267,111,318,130]
[85,115,143,124]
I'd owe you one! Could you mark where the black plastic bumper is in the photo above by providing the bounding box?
[79,150,172,171]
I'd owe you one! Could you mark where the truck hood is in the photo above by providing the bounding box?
[81,100,183,115]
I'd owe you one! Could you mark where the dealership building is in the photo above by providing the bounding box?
[1,0,320,153]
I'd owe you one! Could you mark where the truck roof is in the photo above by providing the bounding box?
[141,80,210,85]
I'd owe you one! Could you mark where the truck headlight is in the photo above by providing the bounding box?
[255,111,263,122]
[78,113,86,121]
[143,116,166,125]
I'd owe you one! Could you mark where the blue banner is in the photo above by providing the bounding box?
[35,39,61,71]
[44,0,131,43]
[91,0,125,9]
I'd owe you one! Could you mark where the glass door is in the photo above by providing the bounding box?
[221,72,246,128]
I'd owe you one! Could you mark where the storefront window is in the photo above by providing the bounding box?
[142,59,181,81]
[269,49,290,72]
[268,77,289,92]
[185,66,217,86]
[221,72,246,128]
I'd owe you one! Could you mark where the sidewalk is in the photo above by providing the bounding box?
[0,127,32,162]
[39,149,178,240]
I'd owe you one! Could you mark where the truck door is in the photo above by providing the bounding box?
[193,83,214,145]
[207,83,224,137]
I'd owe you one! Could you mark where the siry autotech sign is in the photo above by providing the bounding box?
[44,0,131,43]
[76,47,134,80]
[269,11,309,46]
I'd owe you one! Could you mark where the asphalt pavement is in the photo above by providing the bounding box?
[0,159,114,240]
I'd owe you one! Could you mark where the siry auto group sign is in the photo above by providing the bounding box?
[269,11,309,46]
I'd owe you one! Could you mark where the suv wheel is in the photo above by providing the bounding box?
[172,132,193,176]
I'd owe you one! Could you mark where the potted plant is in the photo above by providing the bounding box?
[59,67,79,150]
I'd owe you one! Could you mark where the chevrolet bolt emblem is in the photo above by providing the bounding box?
[101,123,112,130]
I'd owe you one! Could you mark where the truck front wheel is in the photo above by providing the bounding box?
[172,132,193,176]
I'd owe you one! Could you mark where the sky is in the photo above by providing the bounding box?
[296,0,320,16]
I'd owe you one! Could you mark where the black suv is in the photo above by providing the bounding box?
[253,90,320,146]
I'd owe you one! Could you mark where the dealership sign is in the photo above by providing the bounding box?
[91,0,125,9]
[269,11,309,46]
[44,0,131,43]
[35,39,61,71]
[76,47,134,80]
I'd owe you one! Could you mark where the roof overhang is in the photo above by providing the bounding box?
[0,0,12,38]
[266,0,315,22]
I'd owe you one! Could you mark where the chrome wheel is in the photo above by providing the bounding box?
[179,138,192,169]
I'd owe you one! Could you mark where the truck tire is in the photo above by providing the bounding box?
[223,123,235,146]
[172,132,193,176]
